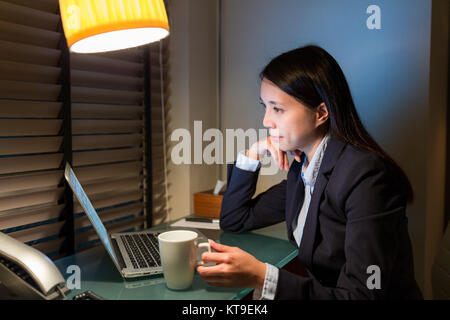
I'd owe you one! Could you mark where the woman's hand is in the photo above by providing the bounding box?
[247,137,301,171]
[196,240,266,291]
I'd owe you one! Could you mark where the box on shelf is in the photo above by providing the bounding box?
[193,190,223,218]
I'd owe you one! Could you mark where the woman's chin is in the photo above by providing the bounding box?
[280,144,296,152]
[276,140,298,152]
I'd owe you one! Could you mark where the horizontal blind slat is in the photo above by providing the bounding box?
[72,134,142,151]
[70,54,143,77]
[0,136,62,155]
[94,48,144,63]
[71,70,143,91]
[0,119,62,136]
[71,86,143,105]
[72,148,142,167]
[73,161,142,183]
[74,202,143,229]
[7,221,64,244]
[0,1,60,31]
[0,20,60,49]
[0,170,63,194]
[72,119,142,134]
[0,60,60,84]
[72,103,143,119]
[74,189,143,214]
[0,153,63,175]
[0,187,64,212]
[0,100,61,118]
[81,176,142,196]
[0,40,60,66]
[0,204,64,230]
[0,80,61,100]
[1,0,58,14]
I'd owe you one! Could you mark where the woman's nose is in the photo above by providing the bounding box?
[263,109,275,129]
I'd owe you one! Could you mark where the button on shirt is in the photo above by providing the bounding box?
[235,133,330,300]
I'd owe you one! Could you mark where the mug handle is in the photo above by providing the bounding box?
[196,241,211,266]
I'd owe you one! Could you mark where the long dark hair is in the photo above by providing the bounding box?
[261,45,414,203]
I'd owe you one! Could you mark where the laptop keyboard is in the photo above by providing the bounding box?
[120,233,161,269]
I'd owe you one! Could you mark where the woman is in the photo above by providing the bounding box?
[196,45,423,300]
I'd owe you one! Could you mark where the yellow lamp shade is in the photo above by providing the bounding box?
[59,0,170,53]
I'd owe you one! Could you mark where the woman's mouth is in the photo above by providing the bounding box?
[270,136,283,141]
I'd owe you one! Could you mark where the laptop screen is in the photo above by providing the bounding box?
[64,163,116,262]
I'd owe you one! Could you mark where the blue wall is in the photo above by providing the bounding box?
[221,0,432,290]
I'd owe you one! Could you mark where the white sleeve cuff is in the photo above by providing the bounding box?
[236,150,261,172]
[252,263,279,300]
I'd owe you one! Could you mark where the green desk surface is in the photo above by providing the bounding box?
[54,221,298,300]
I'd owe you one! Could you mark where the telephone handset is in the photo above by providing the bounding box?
[0,231,70,300]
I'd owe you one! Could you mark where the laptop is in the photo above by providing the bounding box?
[64,162,207,279]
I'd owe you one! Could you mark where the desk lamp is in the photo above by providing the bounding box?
[59,0,170,53]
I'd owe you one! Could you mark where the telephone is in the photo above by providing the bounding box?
[0,231,70,300]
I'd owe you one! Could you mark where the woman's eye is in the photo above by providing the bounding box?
[273,107,283,113]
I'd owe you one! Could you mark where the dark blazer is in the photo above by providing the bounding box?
[220,136,423,299]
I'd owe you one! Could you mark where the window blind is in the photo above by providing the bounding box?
[0,0,171,258]
[71,47,147,251]
[147,39,171,226]
[0,0,65,257]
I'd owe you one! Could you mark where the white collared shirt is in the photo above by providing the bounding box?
[235,133,330,300]
[293,133,330,246]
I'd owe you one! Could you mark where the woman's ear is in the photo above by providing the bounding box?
[315,102,329,127]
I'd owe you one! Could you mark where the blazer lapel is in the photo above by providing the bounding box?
[297,137,346,270]
[286,154,306,244]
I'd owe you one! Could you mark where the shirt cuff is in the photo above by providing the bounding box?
[252,263,279,300]
[236,150,261,172]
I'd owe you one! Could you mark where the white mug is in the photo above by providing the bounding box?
[158,230,211,290]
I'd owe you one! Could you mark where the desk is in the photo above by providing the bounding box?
[54,222,298,300]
